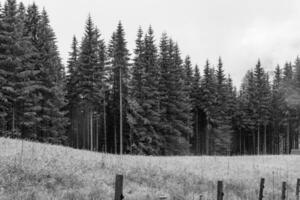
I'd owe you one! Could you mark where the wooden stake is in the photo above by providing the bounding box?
[259,178,265,200]
[296,178,300,200]
[281,181,286,200]
[217,181,224,200]
[114,174,124,200]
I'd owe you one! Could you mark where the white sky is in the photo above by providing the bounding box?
[13,0,300,87]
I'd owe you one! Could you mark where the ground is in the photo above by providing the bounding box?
[0,137,299,200]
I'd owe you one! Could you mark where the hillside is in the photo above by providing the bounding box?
[0,138,299,200]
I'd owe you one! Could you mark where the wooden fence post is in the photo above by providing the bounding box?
[199,194,203,200]
[217,181,224,200]
[114,174,124,200]
[259,178,265,200]
[281,181,286,200]
[296,179,300,200]
[159,196,167,200]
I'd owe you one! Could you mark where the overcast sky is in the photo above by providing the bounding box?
[15,0,300,87]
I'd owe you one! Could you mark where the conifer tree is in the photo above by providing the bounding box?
[107,22,130,154]
[66,36,79,147]
[141,26,162,153]
[15,2,41,139]
[75,16,106,150]
[157,34,191,155]
[271,65,284,153]
[128,27,162,154]
[28,8,67,143]
[0,0,20,136]
[282,62,294,153]
[191,65,202,154]
[201,60,218,154]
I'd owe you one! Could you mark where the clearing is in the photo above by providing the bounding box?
[0,137,299,200]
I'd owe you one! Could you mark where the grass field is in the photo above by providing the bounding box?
[0,137,299,200]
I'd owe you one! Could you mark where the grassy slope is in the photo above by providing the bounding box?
[0,138,299,200]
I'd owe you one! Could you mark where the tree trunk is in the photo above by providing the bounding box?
[90,110,93,151]
[239,128,242,155]
[96,115,98,151]
[263,123,267,154]
[243,131,246,154]
[296,120,299,149]
[12,104,15,135]
[104,95,107,153]
[82,110,86,149]
[287,120,290,154]
[252,131,255,155]
[114,115,117,154]
[195,111,199,155]
[87,110,89,149]
[206,118,210,155]
[257,125,260,155]
[76,110,79,149]
[119,66,123,155]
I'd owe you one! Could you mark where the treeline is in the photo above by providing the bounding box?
[0,0,299,155]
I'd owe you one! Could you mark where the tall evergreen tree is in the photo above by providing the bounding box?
[157,34,192,155]
[107,22,130,154]
[191,65,203,154]
[0,0,20,136]
[31,8,67,143]
[74,16,106,150]
[66,36,79,147]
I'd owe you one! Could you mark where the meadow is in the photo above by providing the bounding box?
[0,137,299,200]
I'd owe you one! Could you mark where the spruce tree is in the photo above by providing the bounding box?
[271,65,284,154]
[0,0,19,136]
[15,2,41,139]
[29,8,67,143]
[191,65,202,154]
[157,34,191,155]
[201,60,218,154]
[128,27,162,155]
[107,22,130,154]
[75,16,106,150]
[141,26,162,153]
[66,36,79,147]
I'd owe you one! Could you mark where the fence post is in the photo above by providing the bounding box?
[259,178,265,200]
[281,181,286,200]
[217,181,224,200]
[296,179,300,200]
[114,174,124,200]
[159,196,168,200]
[199,194,203,200]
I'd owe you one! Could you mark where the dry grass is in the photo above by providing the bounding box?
[0,137,299,200]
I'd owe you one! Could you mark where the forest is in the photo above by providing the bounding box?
[0,0,299,156]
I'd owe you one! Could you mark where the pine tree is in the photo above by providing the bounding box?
[0,0,19,136]
[29,8,67,143]
[282,62,294,153]
[127,27,163,155]
[157,34,192,155]
[213,58,233,154]
[128,27,148,154]
[240,70,257,154]
[191,65,202,154]
[66,36,79,147]
[141,26,162,153]
[15,2,41,139]
[201,60,218,154]
[0,2,6,135]
[74,16,106,150]
[107,22,130,154]
[271,65,284,154]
